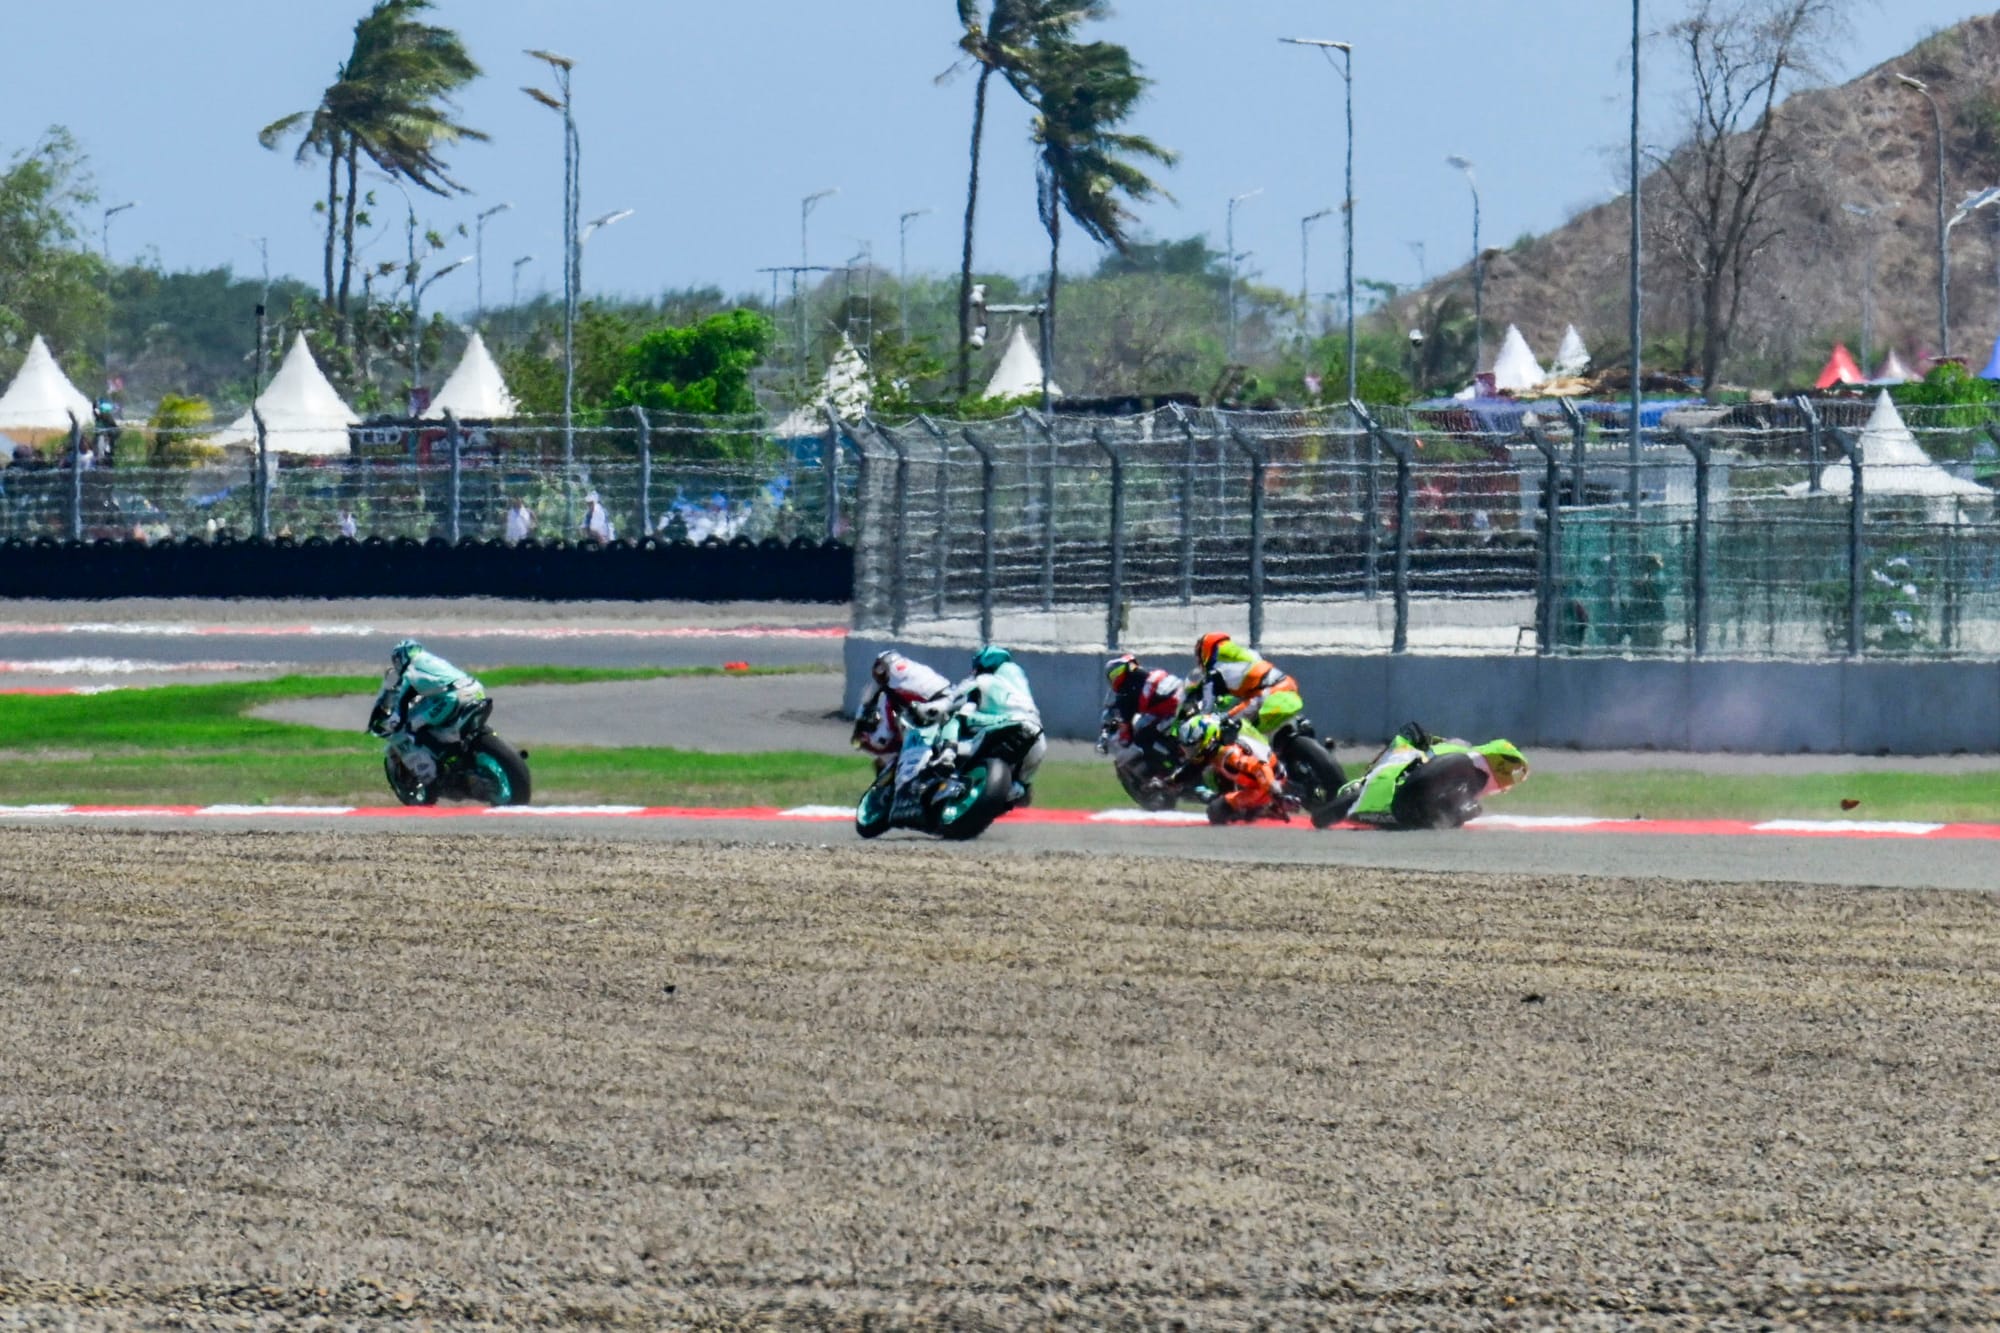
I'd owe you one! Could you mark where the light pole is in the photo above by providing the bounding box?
[898,207,931,335]
[525,49,578,516]
[101,201,135,394]
[799,189,837,384]
[411,256,471,412]
[474,202,512,329]
[1445,156,1482,379]
[1299,207,1333,337]
[1898,72,1949,356]
[1629,0,1643,512]
[510,254,535,337]
[1842,201,1883,370]
[1226,188,1261,361]
[246,234,270,396]
[1282,37,1355,401]
[1945,187,2000,358]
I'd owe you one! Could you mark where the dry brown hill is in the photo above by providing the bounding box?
[1398,13,2000,389]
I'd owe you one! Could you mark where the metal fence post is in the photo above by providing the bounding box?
[1353,404,1415,653]
[1795,394,1823,493]
[1170,405,1198,605]
[961,427,998,644]
[1675,427,1711,657]
[822,408,842,542]
[445,410,464,543]
[1226,427,1267,651]
[633,406,653,539]
[1347,399,1381,599]
[882,424,911,635]
[912,416,952,619]
[65,411,84,541]
[1029,411,1062,610]
[250,407,270,541]
[1093,429,1126,650]
[1525,427,1563,655]
[1558,397,1588,505]
[1829,426,1865,658]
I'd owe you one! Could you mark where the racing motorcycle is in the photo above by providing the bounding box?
[369,695,533,807]
[1319,725,1527,830]
[856,704,1037,841]
[1097,713,1202,811]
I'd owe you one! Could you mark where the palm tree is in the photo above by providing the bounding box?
[948,0,1103,395]
[261,0,484,335]
[1030,39,1175,391]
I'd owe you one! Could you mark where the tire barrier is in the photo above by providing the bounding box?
[0,535,853,602]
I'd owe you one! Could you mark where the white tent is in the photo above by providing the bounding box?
[422,331,517,420]
[1489,324,1546,393]
[211,333,359,457]
[982,323,1060,401]
[1552,324,1591,378]
[0,335,95,437]
[1869,350,1915,386]
[775,332,872,437]
[1784,390,1989,504]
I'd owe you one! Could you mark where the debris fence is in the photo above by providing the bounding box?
[849,398,2000,659]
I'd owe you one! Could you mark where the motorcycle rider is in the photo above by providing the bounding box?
[1192,632,1304,738]
[851,649,953,771]
[367,639,488,786]
[1177,711,1288,824]
[936,644,1046,806]
[1097,653,1187,763]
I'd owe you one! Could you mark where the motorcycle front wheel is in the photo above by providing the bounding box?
[467,733,533,806]
[383,751,438,807]
[1393,753,1485,830]
[1116,760,1179,811]
[1279,735,1347,824]
[855,774,894,838]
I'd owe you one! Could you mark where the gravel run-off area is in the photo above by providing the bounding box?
[4,828,1999,1329]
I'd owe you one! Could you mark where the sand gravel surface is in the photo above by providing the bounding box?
[4,827,1998,1329]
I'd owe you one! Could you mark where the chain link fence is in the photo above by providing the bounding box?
[1,409,857,549]
[851,396,2000,660]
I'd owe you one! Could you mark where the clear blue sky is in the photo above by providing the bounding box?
[10,1,1987,315]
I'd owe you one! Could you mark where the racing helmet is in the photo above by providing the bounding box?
[1177,711,1224,759]
[391,638,423,671]
[972,644,1012,674]
[1105,653,1140,690]
[1195,632,1233,670]
[1482,740,1529,791]
[871,649,903,685]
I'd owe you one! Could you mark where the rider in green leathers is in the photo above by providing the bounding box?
[933,644,1046,807]
[367,639,488,785]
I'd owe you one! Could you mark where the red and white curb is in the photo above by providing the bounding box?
[0,624,846,640]
[0,803,1994,839]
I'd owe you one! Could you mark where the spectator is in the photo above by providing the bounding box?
[337,507,359,540]
[1624,553,1667,652]
[582,490,613,544]
[505,496,535,545]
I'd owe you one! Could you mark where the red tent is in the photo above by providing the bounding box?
[1815,343,1864,390]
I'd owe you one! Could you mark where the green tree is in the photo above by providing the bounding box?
[612,310,774,416]
[260,0,485,336]
[1029,37,1175,392]
[0,128,104,387]
[949,0,1104,395]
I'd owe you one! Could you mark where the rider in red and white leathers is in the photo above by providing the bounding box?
[1098,654,1188,763]
[851,649,953,770]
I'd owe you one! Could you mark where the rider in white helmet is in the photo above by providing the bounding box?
[852,648,953,770]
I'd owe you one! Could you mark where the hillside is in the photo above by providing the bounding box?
[1398,13,2000,389]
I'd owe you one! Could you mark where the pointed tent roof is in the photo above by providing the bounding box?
[0,335,95,435]
[1551,324,1591,378]
[1814,342,1864,390]
[774,332,873,437]
[1489,324,1546,393]
[1785,390,1988,500]
[982,323,1060,400]
[422,331,517,420]
[1870,349,1916,385]
[212,333,359,457]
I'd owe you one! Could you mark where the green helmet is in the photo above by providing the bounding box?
[391,638,423,671]
[972,644,1012,674]
[1177,711,1224,759]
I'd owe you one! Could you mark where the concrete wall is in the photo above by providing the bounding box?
[846,634,2000,755]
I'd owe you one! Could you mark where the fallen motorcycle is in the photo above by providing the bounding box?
[369,696,532,807]
[1319,728,1528,830]
[856,706,1038,841]
[1098,716,1202,811]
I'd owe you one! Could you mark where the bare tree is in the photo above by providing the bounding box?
[1649,0,1846,393]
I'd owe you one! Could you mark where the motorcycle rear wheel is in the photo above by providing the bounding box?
[934,758,1011,841]
[1393,753,1485,830]
[467,733,533,806]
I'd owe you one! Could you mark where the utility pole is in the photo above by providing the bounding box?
[474,201,512,329]
[1226,188,1261,361]
[898,207,931,335]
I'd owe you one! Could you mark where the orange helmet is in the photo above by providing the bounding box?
[1196,632,1232,669]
